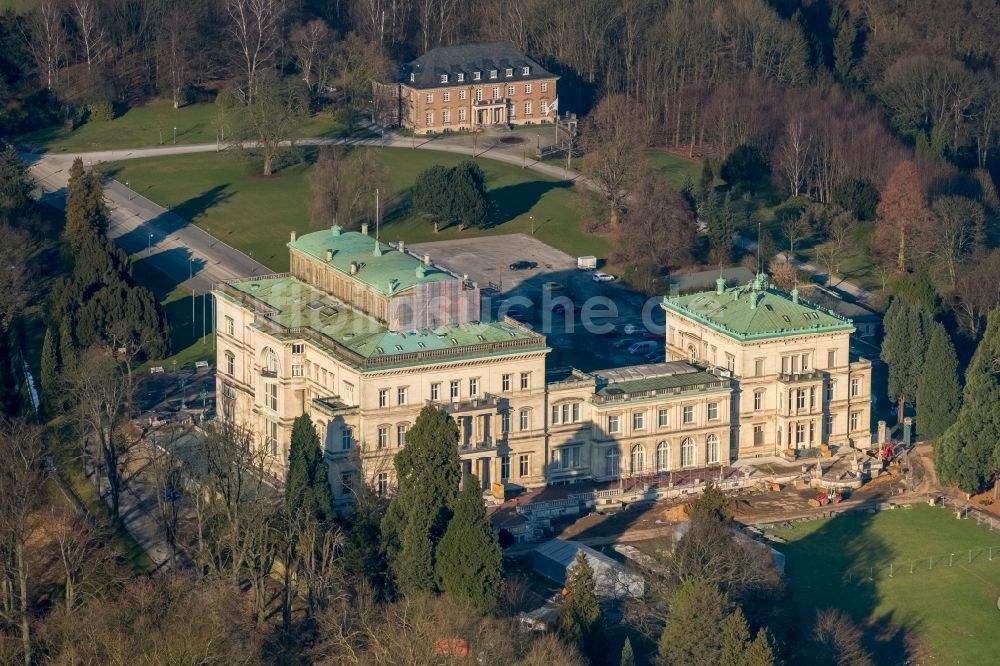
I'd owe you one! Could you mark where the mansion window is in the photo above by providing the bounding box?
[524,83,532,94]
[459,90,467,100]
[796,422,806,444]
[397,387,407,405]
[826,413,835,435]
[506,85,515,96]
[658,409,669,428]
[682,405,694,424]
[492,86,500,100]
[425,112,433,127]
[500,456,510,480]
[265,383,278,411]
[440,74,448,83]
[377,472,388,496]
[519,454,529,477]
[469,378,479,396]
[707,434,720,463]
[379,389,388,408]
[632,411,645,431]
[524,101,532,116]
[501,411,510,433]
[605,448,620,477]
[473,71,481,81]
[809,387,816,408]
[753,425,764,446]
[555,445,582,470]
[630,444,645,474]
[265,419,278,456]
[523,66,530,75]
[540,82,548,93]
[224,315,234,336]
[608,414,620,433]
[825,382,834,402]
[292,343,304,354]
[502,374,511,392]
[519,409,531,431]
[292,364,304,377]
[851,377,861,397]
[224,351,235,376]
[520,372,530,390]
[425,93,433,103]
[754,390,763,411]
[655,442,669,471]
[450,380,460,400]
[796,390,806,410]
[726,354,735,372]
[341,427,353,450]
[341,473,352,496]
[707,402,719,420]
[457,72,465,82]
[475,88,483,101]
[377,426,388,449]
[828,349,837,367]
[850,411,860,431]
[442,110,450,124]
[397,424,408,447]
[754,358,764,376]
[489,69,497,79]
[505,67,513,77]
[458,108,467,122]
[680,438,695,467]
[430,383,440,401]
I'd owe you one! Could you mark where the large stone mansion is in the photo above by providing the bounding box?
[378,42,559,135]
[213,227,872,508]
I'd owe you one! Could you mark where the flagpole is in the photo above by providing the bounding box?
[376,188,380,244]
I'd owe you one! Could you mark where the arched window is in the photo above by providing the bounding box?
[680,437,695,468]
[630,444,645,475]
[687,344,697,362]
[605,447,620,477]
[706,434,720,464]
[656,441,669,471]
[262,347,279,375]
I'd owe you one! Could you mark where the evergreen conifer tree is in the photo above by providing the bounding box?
[699,157,714,192]
[882,299,926,423]
[285,414,334,523]
[657,578,730,666]
[743,628,776,666]
[719,606,751,666]
[935,307,1000,493]
[435,474,502,612]
[380,405,460,593]
[40,326,60,415]
[63,158,108,250]
[916,323,961,440]
[557,552,602,659]
[58,315,77,370]
[620,636,636,666]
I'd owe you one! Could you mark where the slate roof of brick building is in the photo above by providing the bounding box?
[400,42,556,89]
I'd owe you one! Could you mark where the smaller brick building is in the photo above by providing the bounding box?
[384,42,559,135]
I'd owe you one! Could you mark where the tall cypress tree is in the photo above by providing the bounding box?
[40,326,60,416]
[58,315,77,370]
[620,637,636,666]
[557,552,602,660]
[285,414,334,524]
[435,474,502,612]
[719,606,751,666]
[935,307,1000,494]
[63,158,108,250]
[380,405,460,593]
[881,299,926,423]
[743,629,776,666]
[657,578,730,666]
[916,323,961,440]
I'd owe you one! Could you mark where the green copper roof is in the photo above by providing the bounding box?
[219,275,543,365]
[593,362,728,399]
[663,281,854,341]
[288,228,454,296]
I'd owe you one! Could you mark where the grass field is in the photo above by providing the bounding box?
[100,147,609,272]
[766,504,1000,664]
[131,261,214,371]
[645,149,703,190]
[21,98,345,153]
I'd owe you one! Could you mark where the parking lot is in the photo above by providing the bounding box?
[410,234,666,371]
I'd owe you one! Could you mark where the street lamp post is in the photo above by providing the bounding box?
[189,259,194,334]
[530,215,534,235]
[173,126,177,145]
[147,232,153,255]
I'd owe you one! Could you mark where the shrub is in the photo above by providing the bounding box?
[87,100,115,122]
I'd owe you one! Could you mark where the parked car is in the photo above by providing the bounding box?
[628,341,658,355]
[613,338,638,350]
[508,260,537,270]
[592,271,616,283]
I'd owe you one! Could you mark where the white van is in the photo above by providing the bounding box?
[628,341,658,355]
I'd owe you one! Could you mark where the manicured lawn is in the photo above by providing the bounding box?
[100,148,608,272]
[766,504,1000,664]
[131,261,214,372]
[21,98,344,152]
[645,149,702,190]
[804,222,881,291]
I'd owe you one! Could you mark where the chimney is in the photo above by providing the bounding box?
[398,240,405,253]
[290,230,296,242]
[325,249,333,262]
[715,275,725,295]
[791,287,799,304]
[423,254,431,266]
[749,292,758,310]
[361,223,369,235]
[350,261,359,275]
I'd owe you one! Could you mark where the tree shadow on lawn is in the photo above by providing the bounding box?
[776,505,923,665]
[488,180,572,227]
[114,185,232,254]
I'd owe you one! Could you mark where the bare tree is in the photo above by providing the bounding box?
[929,195,985,289]
[49,507,111,614]
[71,0,108,73]
[873,159,932,272]
[63,348,137,524]
[0,419,47,666]
[239,74,308,176]
[22,0,65,90]
[226,0,287,104]
[579,94,645,226]
[776,108,814,197]
[291,19,335,94]
[158,3,192,109]
[780,213,811,258]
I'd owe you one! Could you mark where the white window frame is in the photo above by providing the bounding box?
[379,389,388,408]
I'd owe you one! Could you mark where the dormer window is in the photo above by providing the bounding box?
[489,69,497,79]
[523,66,530,75]
[473,71,481,81]
[440,74,448,83]
[505,68,513,77]
[409,72,415,82]
[457,72,464,82]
